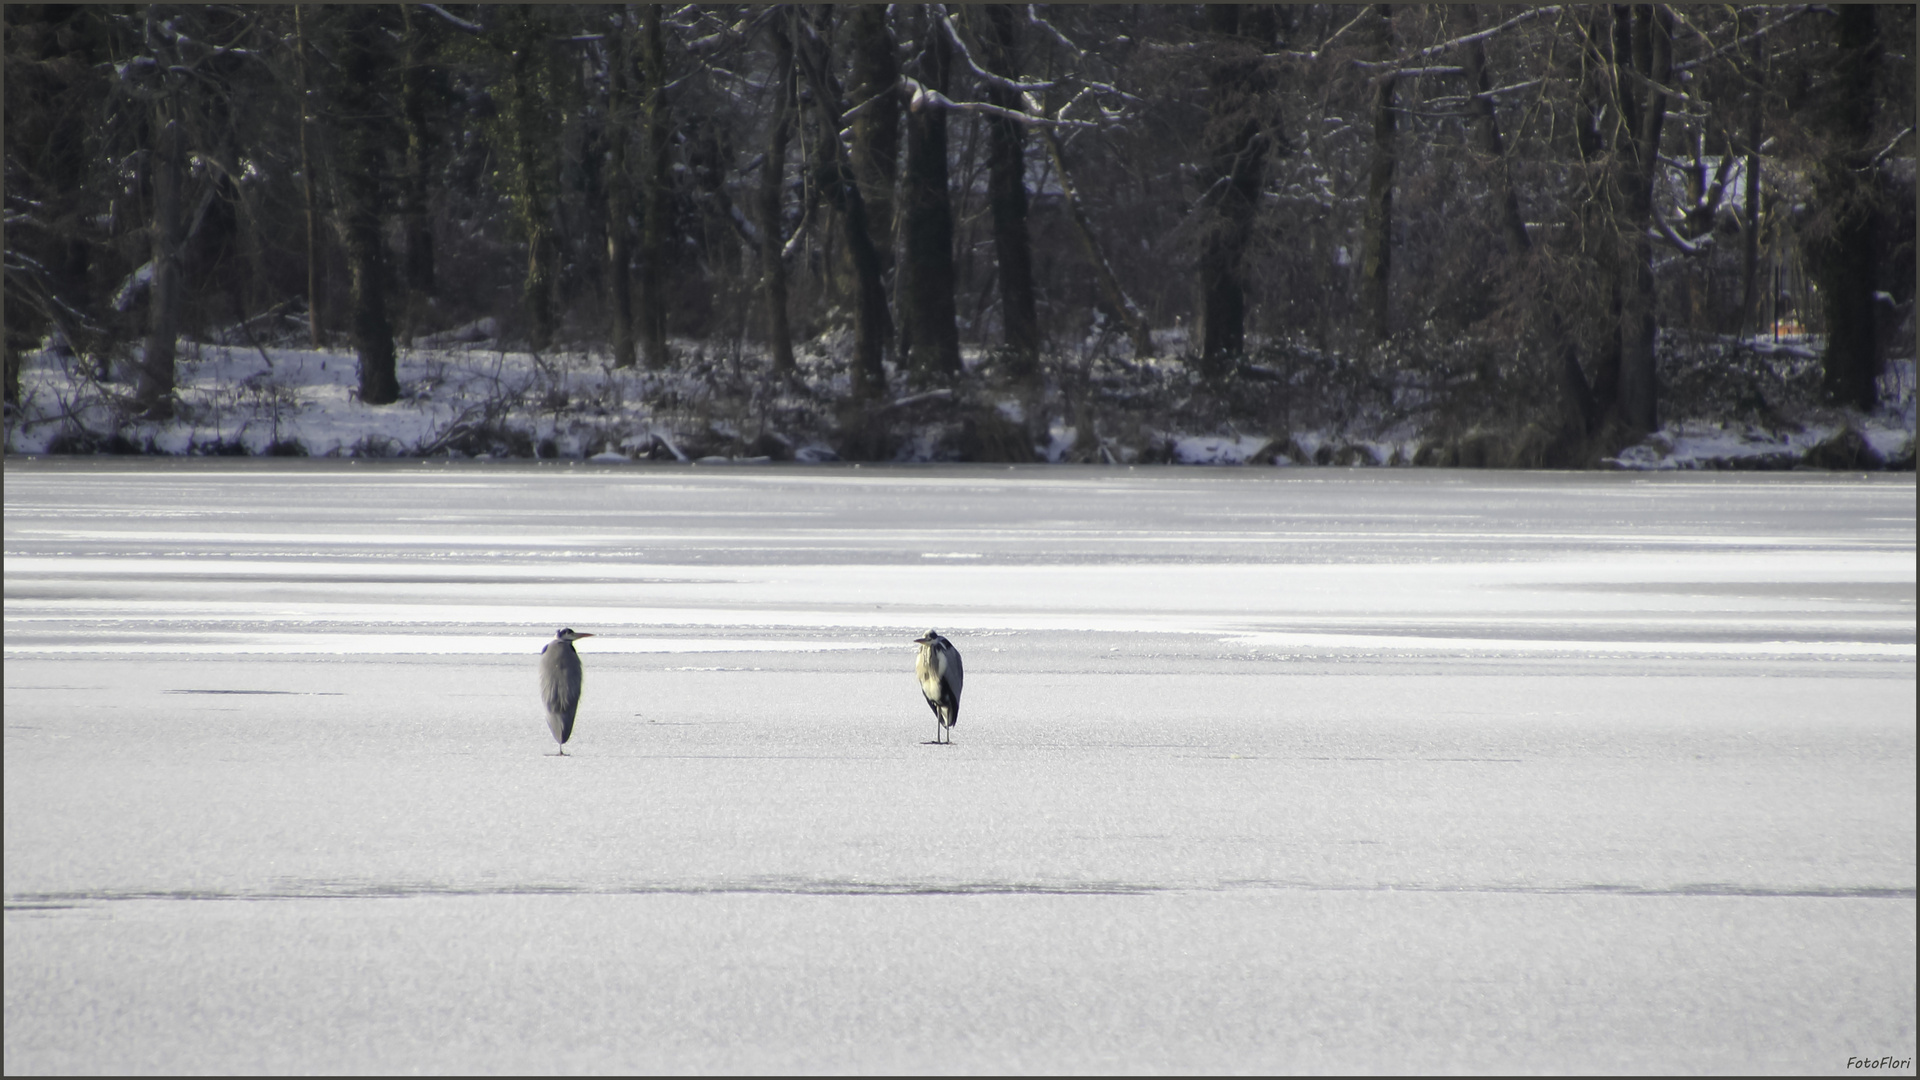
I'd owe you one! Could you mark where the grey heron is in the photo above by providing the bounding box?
[913,630,963,744]
[539,628,594,754]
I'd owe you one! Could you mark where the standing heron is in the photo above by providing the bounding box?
[914,630,963,744]
[539,628,594,754]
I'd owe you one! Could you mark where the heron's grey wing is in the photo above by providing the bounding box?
[942,641,963,701]
[540,644,584,742]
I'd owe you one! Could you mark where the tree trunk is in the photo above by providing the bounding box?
[792,8,892,402]
[1465,7,1589,443]
[1359,70,1396,341]
[637,4,671,369]
[1608,4,1671,436]
[337,6,398,405]
[1040,129,1151,357]
[295,4,324,348]
[503,21,557,355]
[140,86,184,418]
[1194,5,1273,374]
[1807,4,1883,411]
[847,5,900,281]
[400,4,436,312]
[1462,6,1530,259]
[606,9,636,370]
[1738,107,1762,337]
[901,11,962,382]
[977,4,1039,379]
[759,22,797,374]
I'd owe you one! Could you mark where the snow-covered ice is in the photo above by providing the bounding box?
[4,462,1914,1073]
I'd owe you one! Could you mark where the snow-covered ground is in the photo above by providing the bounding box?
[4,463,1914,1073]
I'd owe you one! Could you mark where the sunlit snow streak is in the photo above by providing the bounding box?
[1,634,897,656]
[10,470,1907,658]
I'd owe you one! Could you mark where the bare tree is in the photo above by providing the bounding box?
[1602,4,1673,436]
[140,11,187,418]
[758,18,798,374]
[399,4,441,322]
[791,6,892,402]
[1805,5,1887,411]
[1358,5,1397,342]
[846,4,901,286]
[605,7,638,370]
[901,7,962,382]
[637,3,671,368]
[294,4,325,347]
[1194,5,1276,374]
[331,5,398,404]
[971,5,1040,378]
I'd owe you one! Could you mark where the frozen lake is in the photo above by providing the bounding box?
[5,461,1914,1074]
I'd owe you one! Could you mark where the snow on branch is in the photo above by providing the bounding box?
[1026,5,1080,57]
[936,6,1057,97]
[1866,126,1915,170]
[419,4,483,35]
[1354,7,1562,70]
[882,388,953,412]
[682,7,776,57]
[1672,6,1810,72]
[899,76,1098,130]
[1283,6,1374,61]
[1650,215,1713,256]
[1474,77,1545,101]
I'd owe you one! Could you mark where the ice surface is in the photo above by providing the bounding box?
[5,463,1914,1073]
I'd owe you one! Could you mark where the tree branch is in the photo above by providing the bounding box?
[937,5,1054,94]
[1354,7,1562,71]
[1651,214,1712,256]
[899,76,1099,130]
[1672,6,1810,72]
[418,4,482,35]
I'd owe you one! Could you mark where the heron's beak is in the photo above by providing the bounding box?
[574,633,595,639]
[912,635,932,644]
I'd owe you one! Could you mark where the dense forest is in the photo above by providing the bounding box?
[4,4,1915,466]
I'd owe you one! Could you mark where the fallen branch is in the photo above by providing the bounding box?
[881,388,954,412]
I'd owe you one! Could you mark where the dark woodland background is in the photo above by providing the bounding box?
[4,4,1915,465]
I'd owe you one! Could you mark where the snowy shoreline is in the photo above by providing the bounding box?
[5,336,1914,470]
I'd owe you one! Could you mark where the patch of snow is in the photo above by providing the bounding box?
[1172,434,1271,465]
[111,261,155,312]
[1041,424,1077,463]
[1609,421,1828,470]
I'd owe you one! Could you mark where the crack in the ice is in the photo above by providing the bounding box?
[7,879,1912,909]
